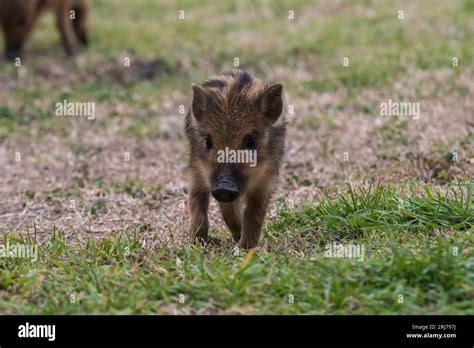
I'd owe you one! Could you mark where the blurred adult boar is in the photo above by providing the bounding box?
[0,0,89,60]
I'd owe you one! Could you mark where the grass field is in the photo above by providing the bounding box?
[0,0,473,314]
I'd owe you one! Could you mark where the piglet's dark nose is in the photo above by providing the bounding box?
[212,180,239,203]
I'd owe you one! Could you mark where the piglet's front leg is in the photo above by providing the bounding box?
[188,186,210,243]
[239,188,271,249]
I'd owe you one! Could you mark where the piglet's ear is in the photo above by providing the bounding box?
[192,84,208,122]
[258,83,283,124]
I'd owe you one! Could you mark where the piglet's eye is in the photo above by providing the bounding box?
[243,134,258,150]
[205,135,213,150]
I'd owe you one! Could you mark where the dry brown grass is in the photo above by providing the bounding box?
[1,56,472,246]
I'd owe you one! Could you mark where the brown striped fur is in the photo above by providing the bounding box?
[185,70,286,249]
